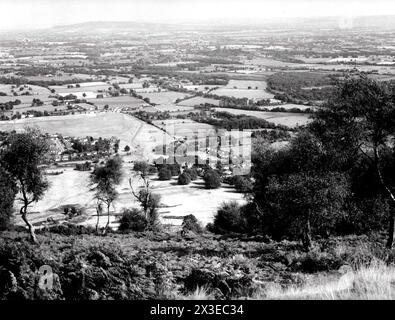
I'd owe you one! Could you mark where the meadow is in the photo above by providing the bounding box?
[87,96,144,108]
[139,91,192,105]
[177,96,220,107]
[213,107,312,127]
[210,88,274,99]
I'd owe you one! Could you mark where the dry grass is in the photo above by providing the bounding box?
[177,286,215,300]
[259,260,395,300]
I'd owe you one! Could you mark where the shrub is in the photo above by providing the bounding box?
[203,170,221,189]
[183,168,198,180]
[178,172,191,185]
[118,208,147,232]
[169,164,181,176]
[289,250,344,273]
[37,223,96,236]
[158,167,172,180]
[212,201,246,234]
[182,215,203,234]
[232,175,253,193]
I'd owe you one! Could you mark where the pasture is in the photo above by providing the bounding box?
[214,107,312,127]
[139,91,192,105]
[226,79,269,90]
[210,87,274,99]
[177,96,220,107]
[22,164,246,229]
[87,96,144,108]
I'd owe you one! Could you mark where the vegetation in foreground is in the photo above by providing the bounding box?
[1,228,394,300]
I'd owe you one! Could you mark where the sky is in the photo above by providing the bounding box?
[0,0,395,30]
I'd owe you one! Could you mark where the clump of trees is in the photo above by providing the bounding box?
[212,74,395,251]
[91,156,123,234]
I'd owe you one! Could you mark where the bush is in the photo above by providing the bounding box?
[38,223,96,236]
[158,167,172,180]
[289,250,344,273]
[212,201,247,234]
[118,208,147,232]
[203,170,221,189]
[178,172,191,185]
[183,168,198,180]
[232,175,253,193]
[169,164,181,176]
[182,215,203,234]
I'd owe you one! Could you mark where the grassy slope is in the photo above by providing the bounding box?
[1,229,393,300]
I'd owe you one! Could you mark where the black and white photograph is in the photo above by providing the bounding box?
[1,0,395,311]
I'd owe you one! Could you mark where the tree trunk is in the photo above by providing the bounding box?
[21,206,37,244]
[302,212,312,252]
[374,147,395,249]
[95,206,101,234]
[103,204,111,234]
[386,209,395,249]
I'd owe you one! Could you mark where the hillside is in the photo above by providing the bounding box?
[0,227,393,300]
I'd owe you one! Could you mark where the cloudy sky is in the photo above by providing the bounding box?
[0,0,394,30]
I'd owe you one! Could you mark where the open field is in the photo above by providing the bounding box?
[226,79,269,90]
[177,96,220,107]
[0,93,55,105]
[183,85,223,92]
[214,107,312,127]
[0,112,164,149]
[139,91,192,105]
[210,87,274,99]
[14,163,245,229]
[87,96,144,108]
[49,82,110,93]
[153,119,216,138]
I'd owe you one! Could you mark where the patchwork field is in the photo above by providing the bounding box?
[214,107,312,127]
[153,119,216,139]
[177,96,220,107]
[87,96,144,109]
[210,87,274,99]
[226,79,269,90]
[0,112,167,150]
[139,91,192,105]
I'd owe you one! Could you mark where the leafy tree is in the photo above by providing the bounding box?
[130,163,161,230]
[1,129,50,243]
[133,161,151,178]
[0,167,17,231]
[262,172,349,251]
[309,74,395,248]
[158,166,172,181]
[203,170,221,189]
[124,145,130,152]
[91,156,123,234]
